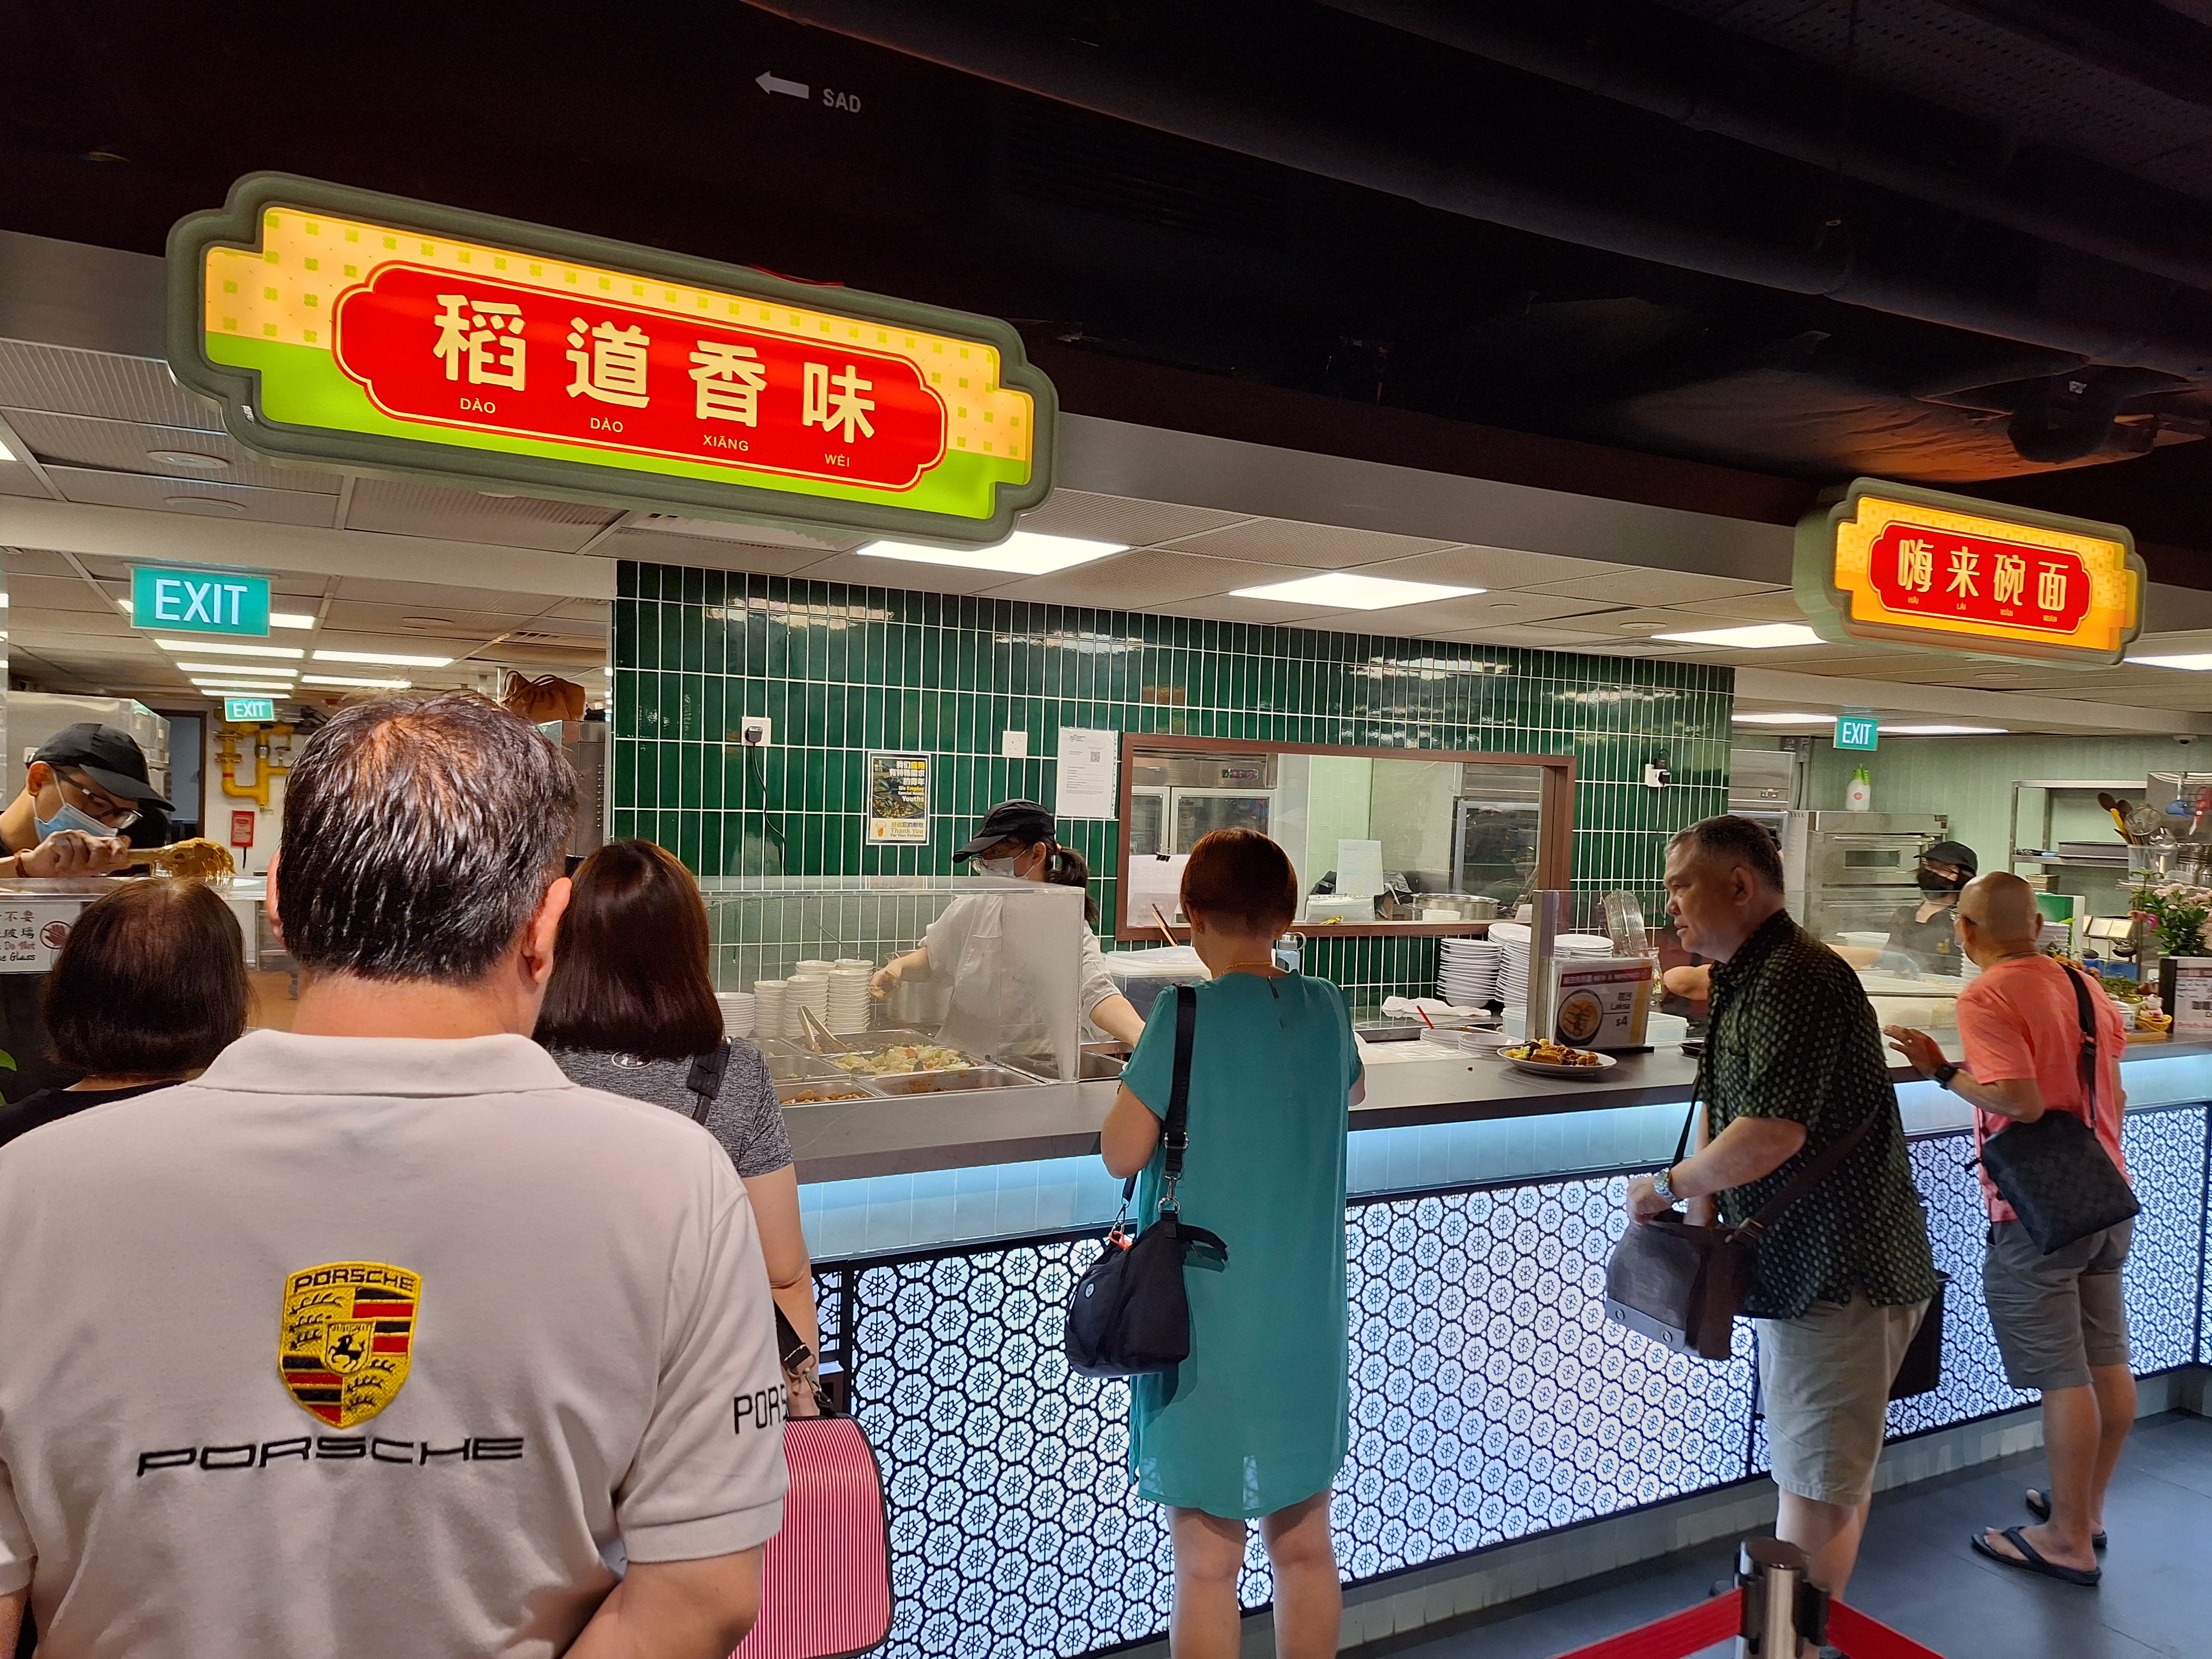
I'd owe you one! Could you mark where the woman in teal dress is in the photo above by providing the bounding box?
[1102,828,1364,1659]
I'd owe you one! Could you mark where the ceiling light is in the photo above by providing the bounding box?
[1731,712,1830,725]
[303,674,413,688]
[191,679,294,691]
[0,433,27,464]
[1651,623,1825,649]
[2133,653,2212,671]
[855,530,1128,576]
[153,640,304,659]
[1228,573,1482,609]
[177,662,295,677]
[312,649,454,667]
[1883,725,2008,736]
[269,612,317,630]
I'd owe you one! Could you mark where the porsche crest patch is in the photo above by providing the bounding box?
[279,1261,420,1427]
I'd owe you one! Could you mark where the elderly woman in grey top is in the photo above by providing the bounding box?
[536,838,819,1413]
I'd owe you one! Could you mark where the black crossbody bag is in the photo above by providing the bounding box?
[1065,987,1229,1378]
[1976,963,2139,1255]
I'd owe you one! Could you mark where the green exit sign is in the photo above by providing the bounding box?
[223,696,278,723]
[132,565,270,636]
[1835,712,1880,750]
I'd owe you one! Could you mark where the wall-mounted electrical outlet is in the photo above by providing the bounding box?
[740,716,773,747]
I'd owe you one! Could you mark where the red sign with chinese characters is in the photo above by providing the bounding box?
[231,811,256,850]
[332,266,947,491]
[1866,523,2092,634]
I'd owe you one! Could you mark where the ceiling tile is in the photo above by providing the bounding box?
[792,553,1020,596]
[1665,590,1810,623]
[1437,624,1645,648]
[4,410,341,494]
[46,466,337,528]
[1133,594,1341,625]
[1015,490,1252,548]
[1414,591,1632,625]
[332,577,565,611]
[1356,545,1651,590]
[0,344,218,429]
[1155,517,1459,568]
[981,549,1315,607]
[0,463,55,499]
[344,481,617,552]
[1519,570,1789,604]
[7,571,124,614]
[588,527,826,575]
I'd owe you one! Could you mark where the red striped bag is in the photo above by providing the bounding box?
[731,1405,893,1659]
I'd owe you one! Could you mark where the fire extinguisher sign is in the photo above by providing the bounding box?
[230,811,256,850]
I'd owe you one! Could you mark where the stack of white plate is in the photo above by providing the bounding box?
[1437,936,1505,1007]
[752,980,788,1042]
[715,991,756,1039]
[1490,923,1615,1007]
[786,970,830,1037]
[827,967,873,1033]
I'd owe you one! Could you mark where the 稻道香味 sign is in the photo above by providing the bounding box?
[168,174,1054,545]
[1796,479,2142,667]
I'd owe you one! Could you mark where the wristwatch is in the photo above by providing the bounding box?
[1651,1162,1679,1203]
[1932,1062,1959,1090]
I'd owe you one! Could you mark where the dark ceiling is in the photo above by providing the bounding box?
[7,0,2212,567]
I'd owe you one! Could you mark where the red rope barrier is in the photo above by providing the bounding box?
[1542,1589,1740,1659]
[1537,1586,1951,1659]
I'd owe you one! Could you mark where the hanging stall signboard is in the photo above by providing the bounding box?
[166,173,1055,547]
[1795,478,2143,667]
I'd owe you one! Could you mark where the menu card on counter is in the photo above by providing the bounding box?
[1335,839,1385,899]
[1056,727,1119,818]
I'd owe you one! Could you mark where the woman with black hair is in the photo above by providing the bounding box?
[872,799,1147,1046]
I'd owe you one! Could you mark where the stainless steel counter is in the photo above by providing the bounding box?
[783,1032,2212,1184]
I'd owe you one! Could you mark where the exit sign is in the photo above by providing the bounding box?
[132,565,271,636]
[1835,712,1880,750]
[224,696,278,723]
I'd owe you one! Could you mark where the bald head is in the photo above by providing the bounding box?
[1958,871,2042,955]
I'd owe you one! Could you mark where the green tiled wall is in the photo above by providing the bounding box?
[614,562,1735,1004]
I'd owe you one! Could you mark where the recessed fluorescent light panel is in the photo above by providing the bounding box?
[177,663,296,676]
[1228,573,1482,610]
[1884,725,2008,736]
[856,530,1128,577]
[153,639,304,659]
[2132,654,2212,671]
[269,613,318,629]
[303,674,413,689]
[1650,623,1824,648]
[1731,712,1830,724]
[312,650,454,667]
[191,679,294,691]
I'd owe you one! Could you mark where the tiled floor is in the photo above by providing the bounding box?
[1371,1411,2212,1659]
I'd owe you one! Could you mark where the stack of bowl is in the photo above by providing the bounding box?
[827,966,873,1033]
[751,981,788,1042]
[715,991,756,1040]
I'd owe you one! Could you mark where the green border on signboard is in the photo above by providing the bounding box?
[165,173,1058,549]
[1793,476,2144,670]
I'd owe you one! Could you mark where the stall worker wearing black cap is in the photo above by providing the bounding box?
[0,724,171,880]
[1887,839,1978,975]
[872,799,1148,1048]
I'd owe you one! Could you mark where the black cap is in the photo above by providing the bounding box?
[1922,840,1978,875]
[33,723,172,810]
[951,799,1055,862]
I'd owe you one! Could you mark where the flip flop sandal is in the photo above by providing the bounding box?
[1971,1525,2101,1587]
[2025,1488,2107,1549]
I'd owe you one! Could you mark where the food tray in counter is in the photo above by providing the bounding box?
[775,1077,885,1105]
[867,1064,1049,1095]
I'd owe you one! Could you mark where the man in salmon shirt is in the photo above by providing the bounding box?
[1886,871,2133,1590]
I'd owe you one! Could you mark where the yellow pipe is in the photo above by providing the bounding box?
[216,721,294,811]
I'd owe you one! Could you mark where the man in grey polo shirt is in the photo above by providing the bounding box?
[0,693,787,1658]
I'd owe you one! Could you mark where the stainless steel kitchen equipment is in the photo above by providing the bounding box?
[1782,811,1947,946]
[1727,748,1798,860]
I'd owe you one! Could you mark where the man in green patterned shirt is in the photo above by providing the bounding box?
[1628,815,1935,1599]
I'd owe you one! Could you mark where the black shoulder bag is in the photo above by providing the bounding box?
[1065,987,1230,1379]
[1976,963,2139,1255]
[686,1040,734,1124]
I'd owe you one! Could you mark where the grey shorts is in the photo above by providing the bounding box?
[1983,1217,2133,1392]
[1759,1293,1929,1507]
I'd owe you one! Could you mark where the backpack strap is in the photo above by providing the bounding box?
[685,1040,734,1124]
[1156,985,1198,1213]
[2062,961,2102,1130]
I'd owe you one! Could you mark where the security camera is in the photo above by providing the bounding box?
[2177,734,2198,746]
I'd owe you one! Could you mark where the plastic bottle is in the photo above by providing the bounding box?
[1845,767,1873,812]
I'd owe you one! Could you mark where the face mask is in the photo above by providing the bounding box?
[36,800,115,841]
[1918,869,1964,894]
[974,856,1021,877]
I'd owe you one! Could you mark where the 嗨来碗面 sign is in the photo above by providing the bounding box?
[167,174,1055,546]
[1796,479,2142,667]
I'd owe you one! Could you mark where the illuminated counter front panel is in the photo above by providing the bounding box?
[800,1077,2211,1659]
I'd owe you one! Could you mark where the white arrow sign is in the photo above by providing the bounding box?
[756,70,810,99]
